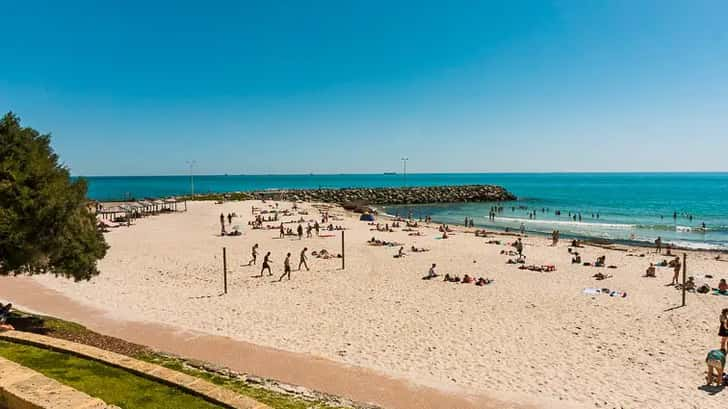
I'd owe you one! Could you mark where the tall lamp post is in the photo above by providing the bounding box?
[186,160,196,196]
[401,157,408,187]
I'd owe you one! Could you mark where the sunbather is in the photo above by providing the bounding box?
[0,303,12,324]
[422,264,439,280]
[644,263,656,277]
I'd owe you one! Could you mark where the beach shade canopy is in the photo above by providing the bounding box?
[359,213,375,222]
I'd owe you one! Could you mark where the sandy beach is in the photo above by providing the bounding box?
[11,200,728,408]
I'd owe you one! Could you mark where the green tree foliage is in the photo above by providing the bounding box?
[0,112,108,280]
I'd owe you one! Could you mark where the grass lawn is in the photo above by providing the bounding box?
[0,340,222,409]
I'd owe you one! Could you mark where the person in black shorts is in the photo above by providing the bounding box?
[258,252,273,277]
[279,252,292,281]
[720,308,728,351]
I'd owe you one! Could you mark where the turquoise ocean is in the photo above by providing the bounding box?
[79,173,728,250]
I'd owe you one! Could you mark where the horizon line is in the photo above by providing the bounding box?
[71,171,728,178]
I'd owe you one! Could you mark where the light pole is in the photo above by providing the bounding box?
[186,160,196,196]
[401,157,408,187]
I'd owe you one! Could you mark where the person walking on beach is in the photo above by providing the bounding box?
[655,237,662,253]
[297,224,303,240]
[248,244,258,266]
[227,213,232,224]
[220,213,226,235]
[670,256,681,285]
[258,252,273,277]
[279,252,292,281]
[279,223,285,238]
[520,223,525,235]
[720,308,728,351]
[314,221,320,236]
[299,247,309,271]
[306,224,312,238]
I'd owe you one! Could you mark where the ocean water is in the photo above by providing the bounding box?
[79,173,728,250]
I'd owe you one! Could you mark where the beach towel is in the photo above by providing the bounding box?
[582,288,601,295]
[319,234,336,238]
[712,290,728,296]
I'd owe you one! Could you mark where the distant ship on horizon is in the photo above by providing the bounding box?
[383,172,397,175]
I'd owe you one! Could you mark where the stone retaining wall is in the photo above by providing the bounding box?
[0,356,118,409]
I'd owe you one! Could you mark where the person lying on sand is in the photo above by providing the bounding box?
[443,274,461,283]
[422,264,439,280]
[507,255,526,264]
[462,274,474,284]
[475,277,492,286]
[394,246,406,258]
[410,246,429,253]
[593,272,612,280]
[572,254,582,264]
[644,263,656,277]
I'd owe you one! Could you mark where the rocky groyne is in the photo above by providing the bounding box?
[248,185,515,205]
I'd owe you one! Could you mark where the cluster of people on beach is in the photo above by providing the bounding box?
[220,212,242,235]
[421,264,493,286]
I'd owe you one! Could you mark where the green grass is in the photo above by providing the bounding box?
[140,353,345,409]
[0,341,223,409]
[5,309,357,409]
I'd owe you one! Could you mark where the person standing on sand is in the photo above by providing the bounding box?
[306,224,312,238]
[705,348,726,386]
[227,213,232,224]
[279,223,285,238]
[314,221,320,236]
[655,237,662,253]
[719,309,728,351]
[299,247,309,271]
[520,223,525,235]
[279,252,292,281]
[297,224,303,240]
[258,252,273,277]
[516,238,524,256]
[670,256,681,285]
[248,244,258,265]
[220,213,226,235]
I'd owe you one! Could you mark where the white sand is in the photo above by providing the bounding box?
[33,200,728,408]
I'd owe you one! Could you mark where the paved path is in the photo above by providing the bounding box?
[0,277,532,409]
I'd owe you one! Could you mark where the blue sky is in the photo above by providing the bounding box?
[2,1,727,175]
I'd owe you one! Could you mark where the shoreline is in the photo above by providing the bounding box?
[376,207,728,253]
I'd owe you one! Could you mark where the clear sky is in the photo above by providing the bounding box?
[2,1,727,176]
